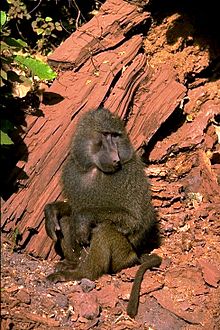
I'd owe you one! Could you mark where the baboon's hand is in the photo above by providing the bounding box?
[55,260,77,272]
[44,203,61,242]
[46,271,66,283]
[47,270,79,282]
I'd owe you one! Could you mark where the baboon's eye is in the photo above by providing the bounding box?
[102,132,121,138]
[112,132,121,138]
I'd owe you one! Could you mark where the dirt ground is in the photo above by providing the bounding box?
[1,2,220,330]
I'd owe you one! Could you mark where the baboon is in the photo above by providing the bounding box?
[44,108,161,317]
[44,201,81,268]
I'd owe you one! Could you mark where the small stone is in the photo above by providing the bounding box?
[56,293,68,308]
[80,278,96,293]
[16,289,31,304]
[198,259,220,288]
[79,295,100,320]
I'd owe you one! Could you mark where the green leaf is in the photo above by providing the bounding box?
[0,77,5,87]
[13,38,27,48]
[45,17,52,22]
[0,11,7,31]
[55,25,62,31]
[14,55,57,80]
[4,37,27,49]
[1,131,13,145]
[36,28,44,35]
[1,69,7,80]
[31,21,37,28]
[0,40,10,51]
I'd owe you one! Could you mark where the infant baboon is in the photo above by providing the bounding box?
[44,107,161,317]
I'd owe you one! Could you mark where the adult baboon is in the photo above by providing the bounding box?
[45,108,161,317]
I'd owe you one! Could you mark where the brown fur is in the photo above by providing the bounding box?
[44,108,161,317]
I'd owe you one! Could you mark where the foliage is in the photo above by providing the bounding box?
[0,0,103,142]
[0,0,103,199]
[1,0,102,54]
[0,10,7,27]
[14,55,56,80]
[0,10,57,146]
[1,119,13,145]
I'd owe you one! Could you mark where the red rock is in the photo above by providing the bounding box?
[69,291,100,320]
[96,283,119,308]
[15,288,31,304]
[149,99,220,162]
[152,288,204,324]
[198,259,220,288]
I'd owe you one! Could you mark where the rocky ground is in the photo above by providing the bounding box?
[1,1,220,329]
[1,195,220,330]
